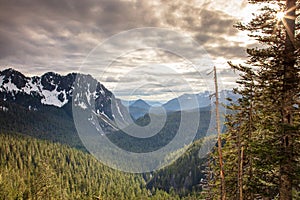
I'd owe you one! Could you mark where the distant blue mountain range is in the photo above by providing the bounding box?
[122,90,239,119]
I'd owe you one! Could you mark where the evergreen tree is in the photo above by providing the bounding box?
[0,133,206,199]
[208,0,300,199]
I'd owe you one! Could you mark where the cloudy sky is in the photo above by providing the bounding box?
[0,0,261,101]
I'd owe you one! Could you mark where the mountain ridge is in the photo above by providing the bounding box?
[0,68,127,148]
[0,68,230,149]
[0,68,122,120]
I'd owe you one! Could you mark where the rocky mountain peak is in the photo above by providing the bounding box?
[0,68,122,120]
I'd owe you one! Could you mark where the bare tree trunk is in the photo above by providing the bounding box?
[239,147,244,200]
[249,84,254,200]
[237,130,241,200]
[214,66,226,200]
[280,0,296,199]
[237,126,244,200]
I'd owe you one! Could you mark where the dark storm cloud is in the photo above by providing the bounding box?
[0,0,245,69]
[153,0,245,60]
[0,0,160,74]
[0,0,252,99]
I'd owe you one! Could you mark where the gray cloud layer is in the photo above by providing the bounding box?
[0,0,252,100]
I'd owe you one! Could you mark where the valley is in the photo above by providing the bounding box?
[0,68,226,199]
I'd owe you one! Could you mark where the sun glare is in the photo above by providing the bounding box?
[276,11,285,21]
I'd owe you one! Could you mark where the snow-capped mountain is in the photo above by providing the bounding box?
[0,68,239,137]
[162,90,237,112]
[0,68,74,107]
[0,68,125,120]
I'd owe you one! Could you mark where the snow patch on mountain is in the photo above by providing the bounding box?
[0,76,4,86]
[23,78,41,95]
[3,78,19,92]
[78,101,88,110]
[41,87,68,107]
[0,76,70,107]
[0,69,75,107]
[115,100,125,121]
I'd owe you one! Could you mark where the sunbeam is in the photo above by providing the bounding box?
[276,11,285,21]
[274,5,298,47]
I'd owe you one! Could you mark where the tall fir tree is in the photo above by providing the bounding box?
[208,0,300,199]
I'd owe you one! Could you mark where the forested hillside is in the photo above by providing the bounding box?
[146,138,214,196]
[0,133,208,199]
[0,101,83,150]
[0,133,146,199]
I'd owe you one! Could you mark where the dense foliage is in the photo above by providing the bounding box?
[207,1,300,199]
[0,133,148,199]
[0,133,173,199]
[0,133,211,199]
[146,138,215,196]
[0,101,84,150]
